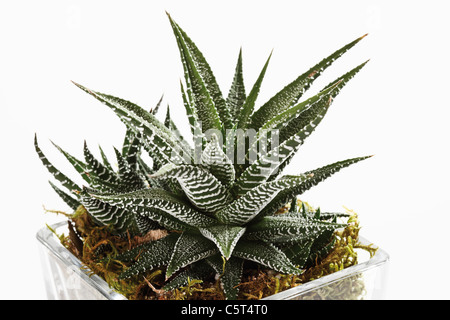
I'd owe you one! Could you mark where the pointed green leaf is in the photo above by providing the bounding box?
[50,140,91,184]
[48,181,80,211]
[234,91,334,196]
[88,188,217,229]
[168,14,233,130]
[166,232,218,278]
[237,80,340,177]
[113,147,146,192]
[98,145,115,174]
[179,80,205,147]
[227,48,246,119]
[233,240,302,274]
[34,134,81,193]
[199,225,246,259]
[261,156,373,217]
[72,81,191,166]
[118,233,180,279]
[150,94,164,115]
[163,260,214,291]
[279,61,369,144]
[250,34,368,132]
[83,141,121,192]
[216,173,313,225]
[245,215,345,243]
[281,239,315,268]
[200,134,235,188]
[206,255,244,300]
[151,164,232,213]
[164,104,193,157]
[79,189,139,234]
[237,51,272,130]
[167,16,223,133]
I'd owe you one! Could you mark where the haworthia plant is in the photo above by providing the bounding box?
[36,13,372,300]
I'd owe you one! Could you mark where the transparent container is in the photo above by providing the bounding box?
[36,221,389,300]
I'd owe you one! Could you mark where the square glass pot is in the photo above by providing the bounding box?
[36,221,389,300]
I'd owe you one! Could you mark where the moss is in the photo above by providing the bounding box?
[51,204,377,300]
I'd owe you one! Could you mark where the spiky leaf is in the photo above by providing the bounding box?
[168,14,233,131]
[151,164,232,213]
[199,225,246,259]
[118,233,180,279]
[233,240,302,274]
[261,156,373,216]
[245,215,345,243]
[237,52,272,130]
[34,135,80,193]
[227,48,246,119]
[206,255,244,300]
[166,232,218,278]
[217,173,313,225]
[249,34,367,132]
[234,92,334,196]
[279,61,369,145]
[79,189,138,234]
[200,134,235,187]
[72,81,190,166]
[48,181,80,211]
[88,188,217,229]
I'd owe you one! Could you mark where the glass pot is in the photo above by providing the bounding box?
[36,221,389,300]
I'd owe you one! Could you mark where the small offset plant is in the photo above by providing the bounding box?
[36,13,373,300]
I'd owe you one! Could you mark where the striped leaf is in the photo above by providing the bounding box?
[227,48,246,119]
[249,34,367,132]
[206,255,244,300]
[79,189,139,234]
[166,232,218,278]
[118,233,180,279]
[179,80,205,153]
[121,130,142,169]
[237,52,272,130]
[234,91,334,196]
[163,260,214,291]
[237,80,340,176]
[151,164,232,213]
[150,93,164,115]
[34,134,81,194]
[279,60,369,144]
[245,215,345,243]
[233,240,302,275]
[98,145,115,175]
[200,134,235,188]
[113,147,147,192]
[48,181,80,211]
[216,174,313,225]
[261,156,373,217]
[164,104,193,158]
[199,224,246,259]
[88,188,218,229]
[168,14,233,131]
[50,140,91,184]
[281,239,315,268]
[83,141,121,192]
[72,81,190,166]
[168,15,224,133]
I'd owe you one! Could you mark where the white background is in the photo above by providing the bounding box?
[1,0,449,300]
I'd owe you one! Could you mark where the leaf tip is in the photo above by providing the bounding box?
[359,33,369,40]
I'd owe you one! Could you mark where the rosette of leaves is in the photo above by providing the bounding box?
[36,13,372,300]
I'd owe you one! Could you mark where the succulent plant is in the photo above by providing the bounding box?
[36,13,372,300]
